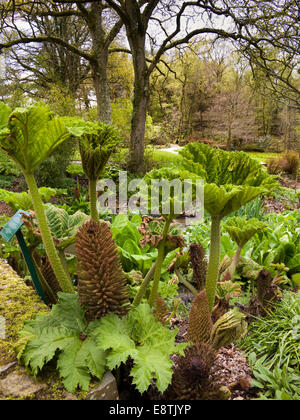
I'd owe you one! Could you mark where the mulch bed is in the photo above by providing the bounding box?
[0,201,14,217]
[279,175,300,190]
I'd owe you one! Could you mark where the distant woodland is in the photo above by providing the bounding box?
[0,1,299,170]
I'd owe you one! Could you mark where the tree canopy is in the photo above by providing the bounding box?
[0,0,299,169]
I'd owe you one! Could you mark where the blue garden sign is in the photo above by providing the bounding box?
[0,210,47,304]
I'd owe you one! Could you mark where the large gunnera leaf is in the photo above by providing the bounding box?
[0,102,70,174]
[16,293,106,393]
[95,303,188,394]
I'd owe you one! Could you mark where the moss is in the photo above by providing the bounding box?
[5,393,36,401]
[0,260,107,400]
[0,260,49,365]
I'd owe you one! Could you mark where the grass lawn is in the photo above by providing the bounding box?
[146,147,183,166]
[246,151,280,163]
[71,145,280,168]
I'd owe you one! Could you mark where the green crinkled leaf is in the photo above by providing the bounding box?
[204,183,267,218]
[112,220,141,246]
[56,333,106,393]
[95,313,136,370]
[179,142,277,190]
[0,187,64,212]
[15,323,37,362]
[83,340,107,379]
[50,292,88,332]
[45,205,69,238]
[127,303,158,343]
[22,326,76,376]
[122,238,142,255]
[111,213,131,233]
[96,303,189,393]
[0,103,70,173]
[131,345,173,393]
[45,205,88,240]
[111,215,157,273]
[223,216,267,248]
[0,189,33,212]
[65,118,122,180]
[143,167,202,217]
[57,342,92,393]
[68,211,89,235]
[39,187,64,203]
[179,143,277,219]
[0,102,11,132]
[291,273,300,288]
[17,293,106,393]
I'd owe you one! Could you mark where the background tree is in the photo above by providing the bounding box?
[1,0,299,166]
[104,0,300,171]
[0,0,124,123]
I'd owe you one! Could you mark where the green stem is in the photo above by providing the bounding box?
[175,268,198,296]
[229,245,242,278]
[132,261,157,306]
[89,178,98,221]
[206,216,221,312]
[25,172,74,293]
[148,216,172,307]
[58,249,73,285]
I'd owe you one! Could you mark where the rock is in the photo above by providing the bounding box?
[0,369,47,398]
[85,372,119,400]
[0,362,17,378]
[62,392,78,400]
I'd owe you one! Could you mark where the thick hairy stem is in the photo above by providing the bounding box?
[175,268,198,296]
[89,178,98,221]
[148,216,172,307]
[58,249,73,285]
[206,216,221,312]
[132,261,157,306]
[25,173,74,293]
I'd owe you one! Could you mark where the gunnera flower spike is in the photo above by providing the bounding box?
[76,219,130,321]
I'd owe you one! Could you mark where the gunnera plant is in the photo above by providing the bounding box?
[153,294,169,325]
[65,118,122,221]
[179,143,277,311]
[222,216,267,279]
[76,219,130,321]
[136,167,201,307]
[187,290,212,345]
[187,289,247,351]
[164,342,219,400]
[0,102,74,293]
[210,310,248,351]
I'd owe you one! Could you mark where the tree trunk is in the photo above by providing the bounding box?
[125,14,149,174]
[227,110,233,151]
[91,56,112,124]
[87,2,113,124]
[128,74,149,173]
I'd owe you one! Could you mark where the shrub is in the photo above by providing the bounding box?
[0,151,21,176]
[267,150,300,176]
[34,138,77,188]
[283,150,300,176]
